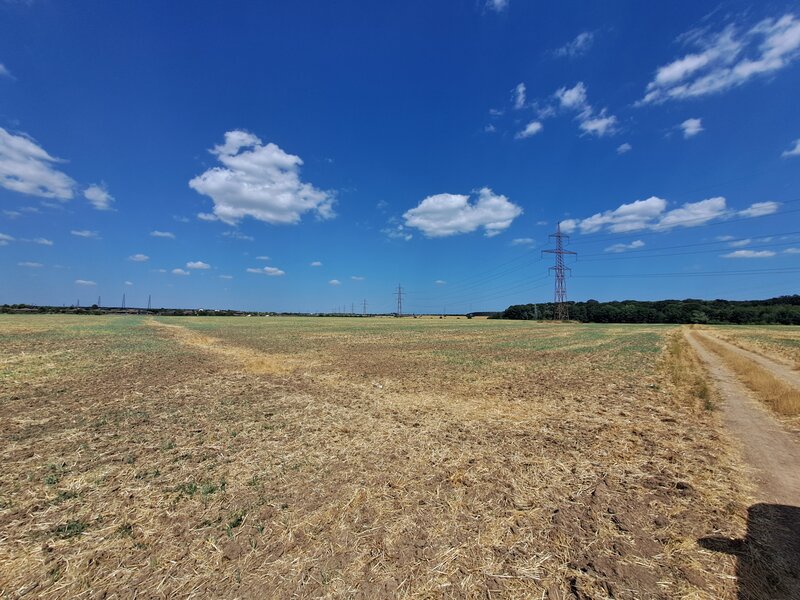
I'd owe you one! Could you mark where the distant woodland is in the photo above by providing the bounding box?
[495,296,800,325]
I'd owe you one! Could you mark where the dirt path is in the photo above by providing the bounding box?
[686,331,800,504]
[696,330,800,390]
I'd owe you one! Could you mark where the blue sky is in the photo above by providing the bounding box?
[1,0,799,313]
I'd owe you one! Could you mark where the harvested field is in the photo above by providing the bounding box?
[701,325,800,369]
[0,315,763,598]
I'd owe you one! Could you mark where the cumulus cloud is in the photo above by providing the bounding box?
[0,232,14,246]
[403,187,522,238]
[0,127,76,199]
[256,255,270,261]
[172,268,190,276]
[722,249,776,258]
[382,222,413,241]
[641,14,800,104]
[728,238,751,248]
[310,261,322,267]
[562,196,778,235]
[129,253,149,262]
[247,266,285,276]
[222,230,254,241]
[435,280,447,285]
[150,230,175,239]
[515,121,543,139]
[18,261,43,268]
[197,212,218,222]
[29,237,53,246]
[617,143,632,154]
[554,82,617,137]
[83,183,114,210]
[553,31,595,58]
[486,0,508,12]
[329,279,341,285]
[71,229,100,238]
[782,139,800,157]
[351,275,365,281]
[738,201,779,217]
[605,240,645,253]
[784,247,800,254]
[186,261,210,270]
[189,130,334,226]
[511,237,535,246]
[75,279,96,285]
[680,118,704,138]
[512,83,526,109]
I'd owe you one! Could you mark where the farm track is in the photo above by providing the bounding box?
[686,331,800,503]
[696,330,800,390]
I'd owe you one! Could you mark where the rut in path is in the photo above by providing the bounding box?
[686,330,800,600]
[695,329,800,390]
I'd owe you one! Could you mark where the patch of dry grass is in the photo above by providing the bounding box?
[694,333,800,417]
[0,316,753,598]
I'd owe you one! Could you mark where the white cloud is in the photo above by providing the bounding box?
[641,14,800,104]
[554,31,595,58]
[310,261,322,267]
[71,229,100,238]
[484,124,497,133]
[784,247,800,254]
[150,230,175,239]
[515,121,543,139]
[256,255,270,261]
[186,261,210,270]
[329,279,341,285]
[435,280,447,285]
[30,237,53,246]
[738,201,779,217]
[782,139,800,157]
[18,261,43,268]
[125,281,133,286]
[403,187,522,238]
[617,143,632,154]
[172,268,190,276]
[722,250,776,258]
[716,235,735,241]
[680,118,704,138]
[0,232,14,246]
[579,111,618,137]
[605,240,645,253]
[220,274,234,279]
[486,0,508,12]
[248,266,285,276]
[83,183,114,210]
[351,275,365,281]
[511,237,535,246]
[564,195,749,234]
[197,212,218,222]
[3,210,21,218]
[0,63,12,78]
[555,82,589,111]
[75,279,96,285]
[728,239,751,248]
[512,83,526,109]
[189,130,334,226]
[129,253,149,262]
[0,127,76,199]
[382,223,413,241]
[554,82,617,137]
[222,230,254,241]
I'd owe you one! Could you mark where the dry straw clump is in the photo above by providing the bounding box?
[0,316,753,598]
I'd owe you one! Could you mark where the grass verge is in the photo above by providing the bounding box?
[695,334,800,417]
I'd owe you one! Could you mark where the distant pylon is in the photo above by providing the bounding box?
[362,299,367,315]
[395,284,404,317]
[122,293,126,309]
[542,222,577,320]
[147,294,151,310]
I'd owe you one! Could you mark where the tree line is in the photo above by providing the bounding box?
[493,295,800,325]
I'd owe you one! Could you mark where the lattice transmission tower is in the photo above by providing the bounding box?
[542,222,577,320]
[395,284,404,317]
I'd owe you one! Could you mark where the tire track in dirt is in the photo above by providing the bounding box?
[686,330,800,504]
[696,330,800,390]
[147,319,313,375]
